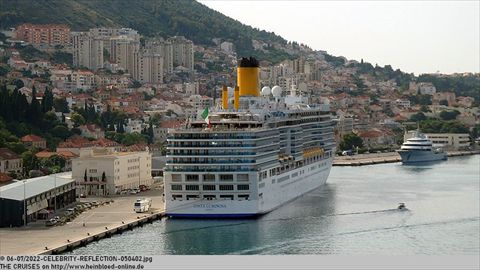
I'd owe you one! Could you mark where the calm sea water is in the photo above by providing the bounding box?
[70,155,479,255]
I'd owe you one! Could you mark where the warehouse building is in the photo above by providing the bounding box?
[0,172,76,227]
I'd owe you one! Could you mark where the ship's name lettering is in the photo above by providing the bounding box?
[193,204,227,208]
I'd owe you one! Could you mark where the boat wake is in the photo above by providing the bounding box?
[229,217,480,255]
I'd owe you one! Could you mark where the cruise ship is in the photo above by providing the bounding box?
[397,130,447,164]
[163,57,336,218]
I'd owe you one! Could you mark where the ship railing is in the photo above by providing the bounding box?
[168,152,257,156]
[166,160,256,164]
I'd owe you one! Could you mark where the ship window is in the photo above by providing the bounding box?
[237,174,249,182]
[238,195,250,200]
[203,195,216,200]
[186,175,199,181]
[185,185,199,191]
[171,184,182,191]
[172,194,183,200]
[171,174,182,182]
[220,195,234,200]
[203,174,216,182]
[202,185,216,191]
[186,195,199,200]
[220,174,234,181]
[219,185,234,191]
[237,184,250,190]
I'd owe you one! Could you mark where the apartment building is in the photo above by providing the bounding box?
[167,36,194,72]
[50,69,95,92]
[110,35,140,74]
[72,32,104,71]
[15,24,70,46]
[428,133,470,150]
[133,50,164,84]
[72,148,153,196]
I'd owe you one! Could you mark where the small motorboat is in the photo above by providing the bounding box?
[397,203,406,210]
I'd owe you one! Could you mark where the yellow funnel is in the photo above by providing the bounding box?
[234,86,240,110]
[237,57,260,97]
[237,67,259,96]
[222,86,228,110]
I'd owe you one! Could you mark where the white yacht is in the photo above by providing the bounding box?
[397,130,447,164]
[163,57,336,218]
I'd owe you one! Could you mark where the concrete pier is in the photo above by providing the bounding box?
[0,188,165,255]
[333,150,480,166]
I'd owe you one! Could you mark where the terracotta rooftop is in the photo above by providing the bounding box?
[0,172,13,183]
[0,148,20,160]
[21,134,45,142]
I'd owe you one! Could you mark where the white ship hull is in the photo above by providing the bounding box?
[397,150,447,164]
[165,157,333,218]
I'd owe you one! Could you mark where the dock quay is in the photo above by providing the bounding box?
[333,150,480,166]
[0,188,165,255]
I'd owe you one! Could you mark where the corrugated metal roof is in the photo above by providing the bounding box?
[0,172,74,201]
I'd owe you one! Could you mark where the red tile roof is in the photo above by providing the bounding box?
[160,120,183,128]
[21,134,45,142]
[0,172,13,183]
[0,148,20,160]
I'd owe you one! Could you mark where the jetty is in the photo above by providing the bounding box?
[0,189,165,255]
[333,150,480,166]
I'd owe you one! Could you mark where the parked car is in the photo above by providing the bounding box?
[129,189,138,195]
[91,201,99,206]
[139,185,150,191]
[46,218,58,226]
[65,208,75,215]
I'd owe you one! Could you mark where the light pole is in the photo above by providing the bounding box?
[23,180,27,227]
[54,171,57,213]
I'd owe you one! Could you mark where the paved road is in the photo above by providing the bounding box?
[0,188,164,255]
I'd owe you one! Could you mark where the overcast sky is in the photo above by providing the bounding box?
[199,0,480,75]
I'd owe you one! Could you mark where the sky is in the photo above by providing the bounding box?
[199,0,480,75]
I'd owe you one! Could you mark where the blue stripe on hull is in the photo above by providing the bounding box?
[166,213,260,219]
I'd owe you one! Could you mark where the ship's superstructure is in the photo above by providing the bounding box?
[397,130,447,164]
[163,57,336,217]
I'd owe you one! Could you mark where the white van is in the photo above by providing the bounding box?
[134,198,152,213]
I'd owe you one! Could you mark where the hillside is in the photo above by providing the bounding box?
[0,0,293,61]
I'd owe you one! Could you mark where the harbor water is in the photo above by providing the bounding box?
[69,155,479,255]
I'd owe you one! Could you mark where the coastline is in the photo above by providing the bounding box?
[0,151,478,255]
[0,189,165,255]
[333,150,480,166]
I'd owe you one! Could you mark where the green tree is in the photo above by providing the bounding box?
[21,151,39,176]
[439,100,449,106]
[121,132,147,146]
[410,112,427,122]
[51,125,71,140]
[53,98,69,113]
[41,87,54,113]
[130,80,142,88]
[439,110,460,121]
[339,133,364,151]
[71,113,86,127]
